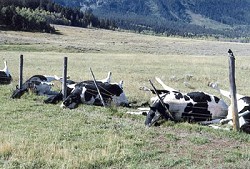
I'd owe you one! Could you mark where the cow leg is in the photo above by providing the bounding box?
[126,111,147,115]
[209,82,245,99]
[199,119,221,125]
[208,124,231,131]
[209,82,231,99]
[155,77,177,92]
[209,117,250,133]
[138,107,150,111]
[220,111,250,124]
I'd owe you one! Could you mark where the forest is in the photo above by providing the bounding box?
[53,0,250,39]
[2,0,250,38]
[0,0,116,33]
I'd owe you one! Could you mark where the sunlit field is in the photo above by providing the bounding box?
[0,25,250,168]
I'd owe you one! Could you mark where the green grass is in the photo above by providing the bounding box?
[0,25,250,168]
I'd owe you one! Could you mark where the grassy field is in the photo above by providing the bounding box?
[0,25,250,168]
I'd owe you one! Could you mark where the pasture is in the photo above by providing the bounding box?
[0,25,250,168]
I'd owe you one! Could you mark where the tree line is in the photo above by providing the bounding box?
[57,0,250,39]
[0,0,117,33]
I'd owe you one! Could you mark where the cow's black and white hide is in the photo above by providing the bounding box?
[0,61,12,84]
[209,83,250,133]
[44,71,113,104]
[11,75,60,99]
[142,88,228,127]
[60,80,129,109]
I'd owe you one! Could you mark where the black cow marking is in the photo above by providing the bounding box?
[174,92,183,99]
[187,92,212,102]
[184,95,190,101]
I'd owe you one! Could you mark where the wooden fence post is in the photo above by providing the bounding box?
[62,57,68,100]
[19,54,23,88]
[228,49,240,131]
[90,68,106,107]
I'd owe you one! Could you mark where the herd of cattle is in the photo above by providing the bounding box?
[1,60,250,133]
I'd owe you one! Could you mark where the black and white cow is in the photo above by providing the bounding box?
[11,75,61,99]
[44,71,113,104]
[60,80,129,109]
[0,61,12,84]
[209,83,250,133]
[145,89,228,126]
[138,78,228,126]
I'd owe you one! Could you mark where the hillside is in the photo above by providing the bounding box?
[53,0,250,38]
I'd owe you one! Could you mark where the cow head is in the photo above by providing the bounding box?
[60,87,82,109]
[145,100,170,126]
[11,85,28,99]
[11,80,53,99]
[11,82,38,99]
[11,75,49,99]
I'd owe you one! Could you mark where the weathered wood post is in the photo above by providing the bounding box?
[62,57,68,100]
[228,49,240,131]
[90,68,106,107]
[19,54,23,88]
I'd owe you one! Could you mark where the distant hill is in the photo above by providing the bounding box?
[53,0,250,38]
[0,0,117,33]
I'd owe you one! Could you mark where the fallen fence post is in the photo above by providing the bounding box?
[62,57,68,100]
[19,54,23,88]
[148,79,174,121]
[228,49,240,131]
[90,68,106,107]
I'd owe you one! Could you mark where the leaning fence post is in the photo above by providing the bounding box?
[228,49,240,131]
[19,54,23,89]
[148,79,174,121]
[62,57,68,100]
[90,68,106,107]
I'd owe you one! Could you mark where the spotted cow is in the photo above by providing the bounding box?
[209,83,250,133]
[144,89,228,126]
[60,80,129,109]
[11,75,60,99]
[44,71,113,105]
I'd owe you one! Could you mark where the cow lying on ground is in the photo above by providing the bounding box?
[11,75,61,99]
[144,89,228,126]
[0,61,12,84]
[44,71,113,105]
[60,80,129,109]
[209,82,250,133]
[137,78,228,127]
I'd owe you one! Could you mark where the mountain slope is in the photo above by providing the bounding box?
[53,0,250,38]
